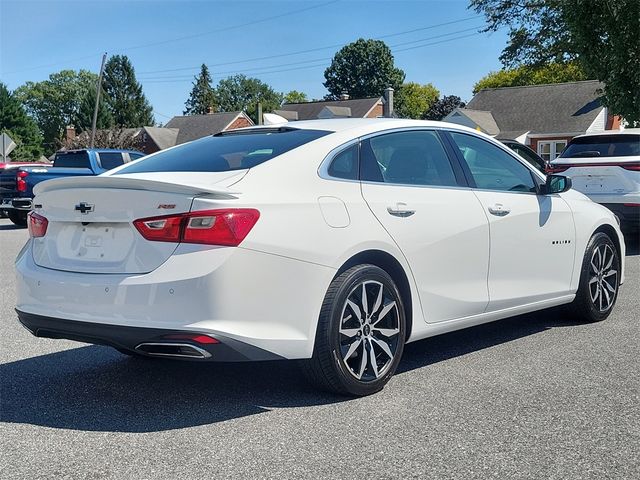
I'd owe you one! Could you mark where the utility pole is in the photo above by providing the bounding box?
[90,52,108,148]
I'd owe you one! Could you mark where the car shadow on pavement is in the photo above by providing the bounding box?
[0,308,578,433]
[623,231,639,256]
[0,223,25,231]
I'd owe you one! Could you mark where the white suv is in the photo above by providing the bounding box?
[549,130,640,231]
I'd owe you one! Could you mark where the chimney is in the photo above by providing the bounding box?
[339,92,350,101]
[206,106,214,114]
[65,125,76,141]
[383,87,394,118]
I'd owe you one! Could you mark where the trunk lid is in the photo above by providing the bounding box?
[549,157,640,195]
[31,172,244,274]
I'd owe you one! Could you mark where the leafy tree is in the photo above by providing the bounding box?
[75,86,114,133]
[214,74,283,123]
[470,0,640,125]
[61,128,144,151]
[103,55,154,127]
[395,82,440,119]
[424,95,466,121]
[283,90,308,104]
[183,64,216,115]
[15,69,97,155]
[324,39,405,99]
[0,83,43,160]
[561,1,640,125]
[473,62,587,93]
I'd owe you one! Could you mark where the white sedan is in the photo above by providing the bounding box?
[16,119,625,396]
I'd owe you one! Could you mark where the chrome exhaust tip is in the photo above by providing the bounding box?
[134,342,211,359]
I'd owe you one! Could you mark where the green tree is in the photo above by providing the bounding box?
[473,62,587,93]
[283,90,308,104]
[424,95,466,121]
[470,0,640,124]
[324,39,405,99]
[75,86,114,133]
[0,83,43,160]
[214,74,283,123]
[15,69,97,155]
[183,64,216,115]
[395,82,440,119]
[103,55,154,127]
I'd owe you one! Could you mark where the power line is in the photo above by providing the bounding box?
[136,16,483,75]
[3,0,339,75]
[137,25,485,82]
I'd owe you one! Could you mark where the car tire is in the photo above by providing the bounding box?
[566,232,620,323]
[8,210,28,227]
[301,264,406,396]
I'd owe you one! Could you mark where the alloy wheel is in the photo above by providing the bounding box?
[588,244,618,312]
[339,280,400,381]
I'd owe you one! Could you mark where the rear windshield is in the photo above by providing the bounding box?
[561,135,640,158]
[54,151,91,168]
[115,128,331,174]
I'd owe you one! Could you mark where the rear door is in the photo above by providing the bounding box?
[359,129,490,323]
[447,131,575,311]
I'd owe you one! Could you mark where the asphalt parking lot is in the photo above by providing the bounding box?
[0,217,638,479]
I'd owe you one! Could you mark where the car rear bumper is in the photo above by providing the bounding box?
[17,310,283,361]
[16,240,335,360]
[1,197,32,210]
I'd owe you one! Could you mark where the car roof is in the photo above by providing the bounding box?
[573,128,640,139]
[234,118,482,137]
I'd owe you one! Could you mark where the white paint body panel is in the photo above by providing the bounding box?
[15,119,626,359]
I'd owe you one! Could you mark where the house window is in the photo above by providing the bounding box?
[538,141,567,161]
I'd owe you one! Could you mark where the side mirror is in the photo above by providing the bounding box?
[540,174,572,195]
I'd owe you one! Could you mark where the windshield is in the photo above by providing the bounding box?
[115,128,331,174]
[560,135,640,158]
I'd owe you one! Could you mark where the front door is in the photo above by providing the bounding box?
[359,129,490,323]
[447,131,576,311]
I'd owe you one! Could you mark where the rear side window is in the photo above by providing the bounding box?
[54,152,90,168]
[327,144,359,180]
[115,128,330,174]
[360,130,458,187]
[98,152,125,170]
[561,135,640,158]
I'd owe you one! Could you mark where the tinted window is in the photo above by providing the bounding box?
[361,131,457,187]
[116,128,330,174]
[129,152,145,160]
[327,144,358,180]
[561,134,640,158]
[54,152,90,168]
[98,152,125,170]
[451,132,536,193]
[505,143,545,172]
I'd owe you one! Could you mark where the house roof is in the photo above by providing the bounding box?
[165,112,251,144]
[278,97,382,120]
[449,109,500,135]
[143,126,178,150]
[466,80,605,135]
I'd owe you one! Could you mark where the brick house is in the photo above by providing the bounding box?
[444,80,622,162]
[275,97,384,121]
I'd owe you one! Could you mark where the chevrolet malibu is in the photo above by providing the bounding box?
[16,119,625,396]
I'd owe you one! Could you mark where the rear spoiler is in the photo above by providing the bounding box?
[33,175,239,199]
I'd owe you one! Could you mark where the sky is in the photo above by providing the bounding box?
[0,0,509,122]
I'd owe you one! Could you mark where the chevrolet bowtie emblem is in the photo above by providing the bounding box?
[75,202,94,214]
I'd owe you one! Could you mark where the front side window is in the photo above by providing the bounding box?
[450,132,536,193]
[115,128,330,174]
[361,130,458,187]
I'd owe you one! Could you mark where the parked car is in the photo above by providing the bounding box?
[15,119,625,396]
[500,139,547,173]
[0,161,51,218]
[0,149,145,226]
[548,130,640,231]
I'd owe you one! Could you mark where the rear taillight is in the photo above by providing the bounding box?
[548,162,640,173]
[546,165,569,174]
[134,209,260,246]
[17,171,28,192]
[621,163,640,171]
[28,211,48,238]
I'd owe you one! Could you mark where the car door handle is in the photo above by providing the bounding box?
[488,203,511,216]
[387,202,415,217]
